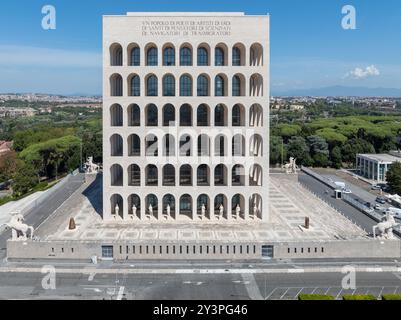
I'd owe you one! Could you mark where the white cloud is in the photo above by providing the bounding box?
[345,65,380,79]
[0,45,101,68]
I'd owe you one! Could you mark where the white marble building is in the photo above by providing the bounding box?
[103,12,269,222]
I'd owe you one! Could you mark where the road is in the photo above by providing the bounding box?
[0,173,85,259]
[298,173,379,233]
[1,269,401,300]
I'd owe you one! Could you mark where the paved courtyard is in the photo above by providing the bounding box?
[34,173,367,243]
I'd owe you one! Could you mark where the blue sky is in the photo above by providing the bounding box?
[0,0,400,95]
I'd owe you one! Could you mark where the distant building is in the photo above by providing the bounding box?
[356,153,401,183]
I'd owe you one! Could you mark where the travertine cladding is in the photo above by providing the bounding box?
[103,12,270,222]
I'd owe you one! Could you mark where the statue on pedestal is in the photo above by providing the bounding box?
[282,157,299,174]
[201,203,206,217]
[148,204,153,216]
[373,213,399,239]
[0,213,34,241]
[132,204,137,217]
[166,204,171,217]
[219,204,224,218]
[253,203,258,217]
[115,203,119,217]
[235,204,241,218]
[83,156,99,174]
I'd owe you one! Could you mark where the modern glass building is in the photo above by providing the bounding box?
[356,153,401,183]
[103,12,269,222]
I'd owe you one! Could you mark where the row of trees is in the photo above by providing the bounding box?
[270,116,401,168]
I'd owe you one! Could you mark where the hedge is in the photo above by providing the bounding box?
[382,294,401,300]
[298,294,334,300]
[342,294,377,300]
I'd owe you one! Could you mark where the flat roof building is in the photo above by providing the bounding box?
[356,153,401,183]
[102,12,270,223]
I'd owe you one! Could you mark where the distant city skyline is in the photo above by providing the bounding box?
[0,0,400,95]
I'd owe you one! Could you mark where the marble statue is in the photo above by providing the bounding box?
[0,213,34,241]
[84,156,99,174]
[219,204,224,217]
[132,204,137,216]
[235,204,241,218]
[115,203,119,216]
[373,213,399,239]
[149,204,153,216]
[201,204,206,216]
[166,204,171,217]
[282,157,299,174]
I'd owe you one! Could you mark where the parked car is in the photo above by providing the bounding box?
[371,185,382,190]
[376,197,386,204]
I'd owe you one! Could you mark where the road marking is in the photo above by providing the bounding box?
[366,267,383,272]
[279,287,290,300]
[288,269,304,273]
[265,287,278,300]
[335,288,343,300]
[116,286,125,300]
[241,273,263,300]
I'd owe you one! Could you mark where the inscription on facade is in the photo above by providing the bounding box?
[141,20,232,37]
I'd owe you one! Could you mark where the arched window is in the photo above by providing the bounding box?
[146,104,158,126]
[250,73,263,96]
[232,75,241,96]
[250,43,263,66]
[249,165,263,186]
[128,165,140,186]
[145,134,158,156]
[111,194,123,217]
[197,46,209,66]
[214,134,227,156]
[129,75,140,96]
[249,194,262,219]
[128,104,140,126]
[179,194,192,217]
[129,46,140,66]
[180,75,192,96]
[197,75,209,96]
[232,134,245,156]
[110,104,123,126]
[110,44,122,66]
[232,165,245,186]
[163,75,175,96]
[146,75,158,96]
[163,46,175,66]
[162,104,175,126]
[146,46,158,66]
[163,165,175,186]
[110,164,123,186]
[180,46,192,66]
[250,134,263,156]
[214,75,225,96]
[163,194,175,217]
[197,134,210,156]
[214,104,227,126]
[215,47,225,66]
[146,194,158,217]
[110,74,123,96]
[232,104,245,126]
[110,134,123,156]
[232,47,241,66]
[197,104,210,126]
[197,194,210,218]
[180,104,192,126]
[128,194,141,216]
[197,164,210,186]
[214,164,227,186]
[179,134,192,156]
[180,165,192,186]
[128,134,141,156]
[249,104,263,127]
[145,165,158,186]
[232,194,245,218]
[163,134,175,156]
[214,194,227,218]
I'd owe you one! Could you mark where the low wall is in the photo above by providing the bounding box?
[7,238,401,261]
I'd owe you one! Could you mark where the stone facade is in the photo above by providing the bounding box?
[103,12,270,222]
